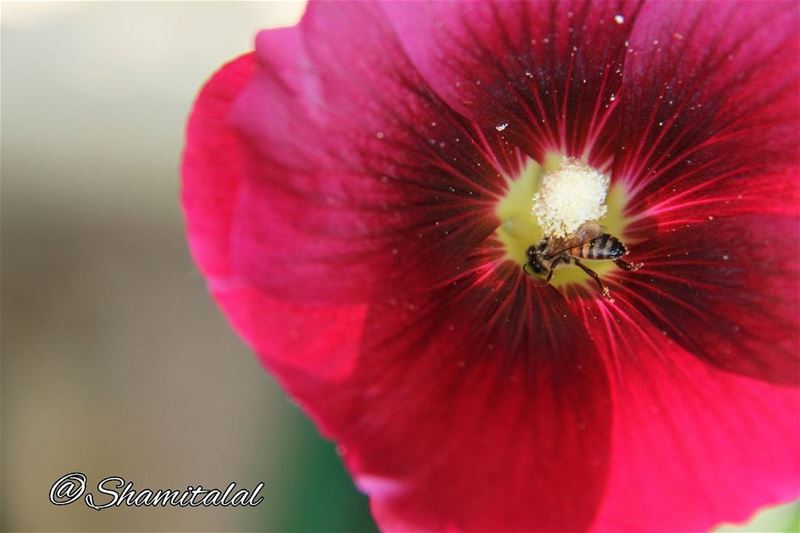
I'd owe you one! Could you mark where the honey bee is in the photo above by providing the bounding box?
[524,222,642,301]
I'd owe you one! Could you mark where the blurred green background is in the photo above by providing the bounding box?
[0,2,796,532]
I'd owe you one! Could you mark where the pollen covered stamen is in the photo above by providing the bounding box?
[532,159,609,237]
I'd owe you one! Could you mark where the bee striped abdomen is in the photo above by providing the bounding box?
[572,234,628,260]
[594,234,626,259]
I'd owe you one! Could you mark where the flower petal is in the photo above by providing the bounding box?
[383,0,641,166]
[618,214,800,385]
[383,0,800,220]
[584,314,800,532]
[272,270,612,532]
[221,5,532,304]
[182,53,366,379]
[182,53,254,282]
[614,1,800,219]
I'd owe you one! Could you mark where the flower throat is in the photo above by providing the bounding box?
[495,154,632,291]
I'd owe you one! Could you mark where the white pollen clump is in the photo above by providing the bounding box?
[531,159,610,237]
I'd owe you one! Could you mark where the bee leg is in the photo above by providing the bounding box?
[544,258,562,285]
[523,263,534,276]
[574,259,614,302]
[615,259,643,271]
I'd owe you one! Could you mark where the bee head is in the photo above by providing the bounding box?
[524,243,548,275]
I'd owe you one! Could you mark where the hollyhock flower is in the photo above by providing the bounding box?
[181,1,800,531]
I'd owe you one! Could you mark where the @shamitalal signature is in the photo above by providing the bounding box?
[49,472,265,510]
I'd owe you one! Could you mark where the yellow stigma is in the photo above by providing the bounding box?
[532,159,609,238]
[495,154,630,289]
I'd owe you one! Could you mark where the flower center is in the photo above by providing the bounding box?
[495,154,630,289]
[532,159,609,238]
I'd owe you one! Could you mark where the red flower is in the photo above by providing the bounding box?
[181,1,800,531]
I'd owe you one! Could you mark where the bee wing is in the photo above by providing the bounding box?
[545,223,605,258]
[573,222,605,242]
